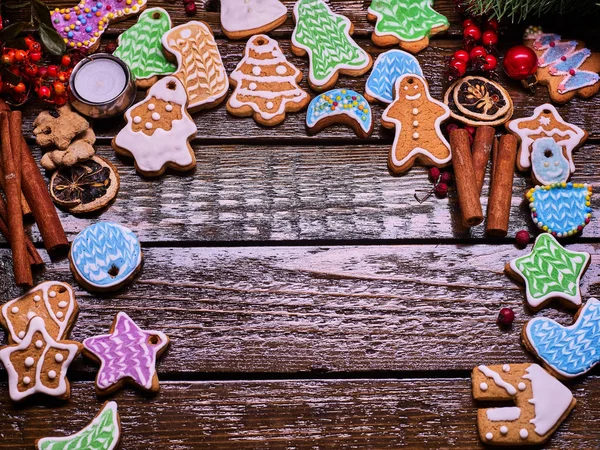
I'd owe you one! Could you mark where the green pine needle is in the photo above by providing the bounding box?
[468,0,600,22]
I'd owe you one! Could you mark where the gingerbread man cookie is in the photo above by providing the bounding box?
[220,0,288,40]
[472,363,575,446]
[382,74,451,174]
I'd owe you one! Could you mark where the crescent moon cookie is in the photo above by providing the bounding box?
[220,0,288,40]
[306,89,373,138]
[69,222,143,293]
[227,34,309,126]
[83,312,169,395]
[291,0,372,92]
[365,49,423,104]
[382,74,451,174]
[367,0,449,54]
[472,363,575,446]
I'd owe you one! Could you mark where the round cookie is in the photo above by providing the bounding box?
[530,138,570,185]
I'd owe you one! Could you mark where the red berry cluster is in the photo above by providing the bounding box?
[448,18,499,80]
[446,122,476,145]
[184,0,197,16]
[428,167,453,199]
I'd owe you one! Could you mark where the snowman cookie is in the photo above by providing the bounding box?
[220,0,288,40]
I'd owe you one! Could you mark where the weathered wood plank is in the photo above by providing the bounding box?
[1,244,599,373]
[1,378,599,449]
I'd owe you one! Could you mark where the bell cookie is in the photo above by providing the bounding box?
[162,21,229,112]
[36,401,121,450]
[113,7,176,88]
[0,316,82,402]
[382,74,451,174]
[524,26,600,104]
[472,363,575,446]
[306,88,373,138]
[51,0,147,52]
[367,0,449,54]
[505,233,590,311]
[113,76,197,177]
[227,34,309,126]
[83,312,169,395]
[220,0,288,40]
[365,49,423,104]
[523,298,600,379]
[291,0,372,92]
[69,222,142,293]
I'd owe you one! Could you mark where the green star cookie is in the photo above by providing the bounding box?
[506,234,590,311]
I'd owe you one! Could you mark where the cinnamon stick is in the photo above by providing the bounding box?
[472,126,495,196]
[486,134,518,237]
[0,204,43,267]
[449,129,483,227]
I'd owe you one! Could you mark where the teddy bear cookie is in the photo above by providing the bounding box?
[382,74,451,174]
[524,26,600,104]
[306,89,373,138]
[36,401,121,450]
[162,21,229,112]
[367,0,449,54]
[220,0,288,40]
[83,312,169,395]
[113,76,197,177]
[472,363,575,445]
[291,0,372,91]
[227,34,309,126]
[365,49,423,104]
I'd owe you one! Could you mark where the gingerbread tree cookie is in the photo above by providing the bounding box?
[291,0,372,91]
[220,0,288,40]
[368,0,449,54]
[227,35,309,126]
[382,74,451,174]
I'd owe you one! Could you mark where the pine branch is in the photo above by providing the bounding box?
[467,0,600,22]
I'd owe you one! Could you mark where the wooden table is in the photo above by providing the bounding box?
[1,1,599,448]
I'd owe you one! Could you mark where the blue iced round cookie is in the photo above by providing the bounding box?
[365,49,423,103]
[306,89,372,138]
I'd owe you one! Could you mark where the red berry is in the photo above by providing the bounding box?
[446,123,459,134]
[439,172,452,184]
[47,65,58,78]
[185,2,196,15]
[105,42,117,53]
[61,54,71,67]
[30,42,41,52]
[1,54,11,65]
[515,230,530,247]
[497,308,515,327]
[53,81,66,95]
[470,45,487,61]
[449,58,467,77]
[24,63,38,77]
[462,18,475,29]
[37,66,48,78]
[28,51,42,62]
[429,167,440,182]
[12,82,26,93]
[14,50,26,62]
[54,95,67,106]
[485,18,499,31]
[482,30,498,47]
[453,49,470,63]
[464,125,476,135]
[435,182,448,198]
[463,24,482,41]
[58,71,69,82]
[483,54,498,71]
[24,36,34,47]
[38,85,51,98]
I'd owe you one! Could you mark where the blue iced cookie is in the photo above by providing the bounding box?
[365,49,423,103]
[306,89,372,138]
[530,137,570,185]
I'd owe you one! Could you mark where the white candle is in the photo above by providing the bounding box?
[73,58,127,103]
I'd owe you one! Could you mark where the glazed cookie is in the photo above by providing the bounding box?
[113,7,176,88]
[368,0,449,54]
[0,316,82,402]
[51,0,147,52]
[227,34,309,126]
[523,298,600,379]
[365,49,423,104]
[84,312,169,395]
[524,26,600,104]
[221,0,288,40]
[505,233,590,311]
[50,156,120,214]
[69,222,142,292]
[472,363,575,446]
[291,0,372,91]
[306,89,373,138]
[1,281,78,345]
[113,76,197,177]
[36,401,121,450]
[382,74,451,174]
[162,21,229,112]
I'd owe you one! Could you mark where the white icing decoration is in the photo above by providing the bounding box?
[165,104,173,112]
[55,353,64,363]
[412,132,419,139]
[500,426,508,435]
[520,429,528,439]
[412,108,419,115]
[485,432,493,440]
[18,331,25,339]
[503,364,510,372]
[56,312,64,319]
[480,382,488,391]
[477,365,517,395]
[48,370,57,379]
[145,122,153,130]
[49,291,57,298]
[413,120,418,127]
[27,312,35,320]
[220,0,287,34]
[405,93,421,100]
[22,376,30,385]
[152,112,160,121]
[266,101,274,109]
[58,301,68,308]
[148,103,155,111]
[33,295,41,302]
[486,407,521,421]
[35,340,43,349]
[25,357,34,367]
[276,65,287,75]
[252,66,261,76]
[11,306,18,313]
[133,116,142,124]
[249,82,257,90]
[518,382,526,391]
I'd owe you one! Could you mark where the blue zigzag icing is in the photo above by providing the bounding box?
[365,50,422,103]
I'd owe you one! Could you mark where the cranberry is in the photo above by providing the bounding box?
[463,24,482,41]
[439,172,452,184]
[515,230,530,247]
[483,54,498,71]
[482,30,498,47]
[429,167,440,182]
[453,49,470,63]
[435,182,448,198]
[185,2,197,16]
[470,45,488,61]
[28,51,42,62]
[38,85,51,98]
[497,308,515,327]
[61,54,72,67]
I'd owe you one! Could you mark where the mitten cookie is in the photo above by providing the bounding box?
[227,34,309,126]
[221,0,288,40]
[365,49,423,104]
[291,0,372,91]
[523,298,600,379]
[368,0,449,54]
[306,89,373,138]
[84,312,169,395]
[382,74,451,174]
[472,363,575,445]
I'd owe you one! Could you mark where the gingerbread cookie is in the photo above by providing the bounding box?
[472,363,575,445]
[524,26,600,104]
[505,233,590,311]
[51,0,147,52]
[113,76,197,176]
[36,401,121,450]
[365,49,423,104]
[368,0,449,54]
[1,281,78,344]
[382,74,451,174]
[162,21,229,112]
[306,89,373,138]
[0,316,82,402]
[291,0,372,91]
[113,7,176,88]
[227,34,309,126]
[70,222,142,292]
[523,298,600,379]
[84,312,169,395]
[221,0,288,40]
